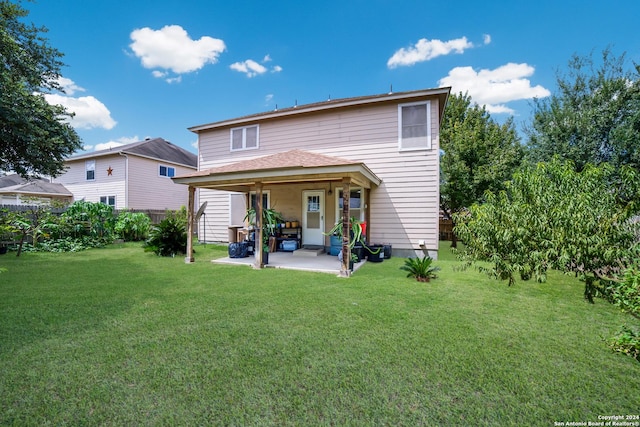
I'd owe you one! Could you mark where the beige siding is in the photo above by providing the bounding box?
[53,155,127,208]
[127,157,193,210]
[55,154,195,210]
[197,98,441,254]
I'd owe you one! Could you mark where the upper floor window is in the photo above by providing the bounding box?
[231,125,259,151]
[159,165,175,178]
[398,101,431,151]
[85,160,95,181]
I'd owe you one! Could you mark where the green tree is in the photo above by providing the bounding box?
[454,158,640,303]
[440,92,523,247]
[0,0,82,177]
[526,48,640,172]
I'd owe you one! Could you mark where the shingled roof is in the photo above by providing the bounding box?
[0,174,73,198]
[173,150,381,192]
[67,138,197,168]
[185,149,358,178]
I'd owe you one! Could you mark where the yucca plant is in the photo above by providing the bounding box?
[144,216,187,257]
[401,255,440,282]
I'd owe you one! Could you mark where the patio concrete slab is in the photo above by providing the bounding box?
[212,250,366,275]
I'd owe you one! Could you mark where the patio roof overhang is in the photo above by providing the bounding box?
[174,149,381,276]
[172,149,382,192]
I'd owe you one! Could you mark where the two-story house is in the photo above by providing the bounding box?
[54,137,197,211]
[174,87,450,273]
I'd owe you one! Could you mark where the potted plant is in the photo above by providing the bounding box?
[400,255,440,282]
[325,217,381,260]
[245,207,282,264]
[325,216,365,249]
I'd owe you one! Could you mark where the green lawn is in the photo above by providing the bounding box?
[0,242,638,426]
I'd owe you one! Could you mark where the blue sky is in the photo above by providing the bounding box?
[26,0,640,154]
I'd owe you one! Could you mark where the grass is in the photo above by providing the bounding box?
[0,242,639,426]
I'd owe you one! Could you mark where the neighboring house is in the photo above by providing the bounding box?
[174,87,450,262]
[0,174,73,205]
[53,137,197,210]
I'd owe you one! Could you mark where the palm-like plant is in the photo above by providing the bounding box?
[324,216,365,249]
[401,256,440,282]
[244,207,283,252]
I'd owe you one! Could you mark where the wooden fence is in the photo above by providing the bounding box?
[0,205,172,224]
[439,219,454,241]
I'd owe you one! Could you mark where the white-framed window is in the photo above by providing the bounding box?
[335,188,364,222]
[398,101,431,151]
[159,165,175,178]
[247,190,270,225]
[85,160,95,181]
[99,195,116,207]
[230,125,259,151]
[249,190,270,210]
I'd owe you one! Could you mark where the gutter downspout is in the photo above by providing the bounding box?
[118,152,129,208]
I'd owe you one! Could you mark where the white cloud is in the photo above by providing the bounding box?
[483,34,492,45]
[387,36,473,68]
[94,136,139,151]
[438,62,551,114]
[230,59,268,78]
[95,141,124,151]
[55,77,85,95]
[191,139,198,150]
[129,24,226,79]
[152,70,167,78]
[265,94,274,103]
[231,55,282,78]
[44,92,117,130]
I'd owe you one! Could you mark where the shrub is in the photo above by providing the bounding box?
[600,265,640,317]
[115,211,151,241]
[400,256,440,282]
[63,201,116,239]
[144,216,187,257]
[608,326,640,361]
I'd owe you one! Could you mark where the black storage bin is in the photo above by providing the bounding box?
[383,244,392,259]
[229,241,249,258]
[366,245,384,262]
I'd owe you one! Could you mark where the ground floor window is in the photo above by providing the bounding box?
[336,188,364,222]
[100,195,116,207]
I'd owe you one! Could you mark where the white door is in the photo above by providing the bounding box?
[302,190,324,247]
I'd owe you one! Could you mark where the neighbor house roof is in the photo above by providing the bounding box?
[0,174,73,198]
[189,87,451,133]
[66,137,197,168]
[173,149,381,192]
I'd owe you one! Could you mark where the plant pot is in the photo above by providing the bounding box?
[366,245,384,262]
[329,235,341,256]
[352,245,364,262]
[383,244,392,259]
[263,251,269,265]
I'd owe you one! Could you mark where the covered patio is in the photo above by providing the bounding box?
[172,149,381,276]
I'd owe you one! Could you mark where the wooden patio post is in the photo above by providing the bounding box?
[340,178,351,277]
[254,182,264,269]
[185,185,195,263]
